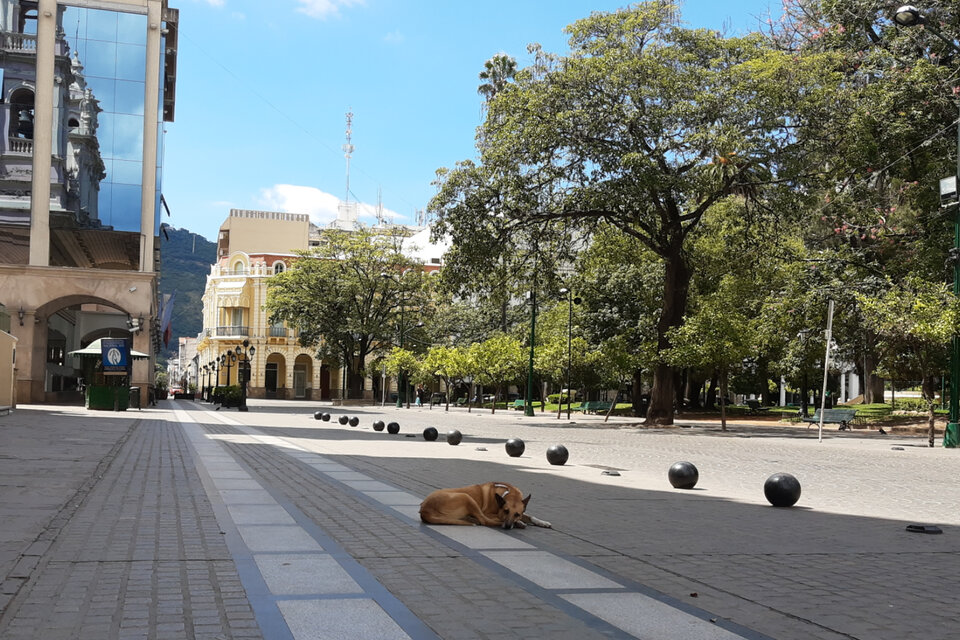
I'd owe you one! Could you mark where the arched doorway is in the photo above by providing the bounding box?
[264,353,286,399]
[293,354,312,400]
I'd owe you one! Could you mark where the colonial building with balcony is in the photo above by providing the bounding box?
[197,209,336,400]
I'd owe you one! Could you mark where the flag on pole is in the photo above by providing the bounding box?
[160,291,177,347]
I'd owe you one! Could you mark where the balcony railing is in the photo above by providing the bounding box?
[1,32,37,52]
[8,137,32,155]
[214,325,249,337]
[268,326,289,337]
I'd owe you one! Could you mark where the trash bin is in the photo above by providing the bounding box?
[129,386,141,410]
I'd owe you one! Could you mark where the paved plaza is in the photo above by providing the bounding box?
[1,399,958,639]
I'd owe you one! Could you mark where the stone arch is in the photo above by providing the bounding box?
[33,294,138,402]
[264,351,286,399]
[293,353,312,400]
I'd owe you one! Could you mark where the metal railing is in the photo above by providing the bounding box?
[214,325,250,337]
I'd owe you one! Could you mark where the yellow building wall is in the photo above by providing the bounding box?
[0,330,18,407]
[218,210,310,256]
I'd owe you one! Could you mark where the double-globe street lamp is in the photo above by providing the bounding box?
[893,5,960,447]
[201,364,209,401]
[220,351,236,406]
[234,339,256,412]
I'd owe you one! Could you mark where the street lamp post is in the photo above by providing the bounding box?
[525,289,536,416]
[235,339,256,412]
[558,288,582,421]
[221,352,237,405]
[382,272,406,408]
[201,364,208,401]
[894,5,960,447]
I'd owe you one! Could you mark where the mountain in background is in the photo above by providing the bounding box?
[158,226,217,363]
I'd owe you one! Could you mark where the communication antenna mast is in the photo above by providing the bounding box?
[342,111,354,203]
[376,187,384,226]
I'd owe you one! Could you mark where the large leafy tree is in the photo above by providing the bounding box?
[857,277,960,446]
[468,334,525,414]
[431,2,839,424]
[771,1,960,401]
[265,228,428,398]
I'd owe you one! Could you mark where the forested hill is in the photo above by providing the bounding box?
[158,226,217,363]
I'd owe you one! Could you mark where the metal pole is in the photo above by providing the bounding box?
[948,102,960,446]
[818,300,835,443]
[525,289,536,417]
[397,293,404,409]
[566,291,573,421]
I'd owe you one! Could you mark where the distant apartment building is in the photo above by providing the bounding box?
[197,208,446,402]
[0,0,178,404]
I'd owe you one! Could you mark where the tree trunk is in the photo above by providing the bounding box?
[705,373,718,409]
[719,370,728,432]
[631,368,644,417]
[758,358,772,406]
[646,244,692,425]
[685,373,704,410]
[863,351,885,404]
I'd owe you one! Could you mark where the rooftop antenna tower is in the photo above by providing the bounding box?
[343,110,354,203]
[376,187,385,226]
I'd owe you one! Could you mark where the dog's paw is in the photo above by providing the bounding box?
[527,515,552,528]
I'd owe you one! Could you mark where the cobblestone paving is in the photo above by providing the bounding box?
[0,417,262,640]
[202,422,612,640]
[221,402,960,640]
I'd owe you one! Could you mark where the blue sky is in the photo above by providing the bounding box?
[163,1,782,242]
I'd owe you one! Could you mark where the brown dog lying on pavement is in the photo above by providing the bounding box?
[419,482,551,529]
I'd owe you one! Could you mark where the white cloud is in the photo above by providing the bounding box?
[295,0,364,19]
[383,30,404,44]
[257,184,405,227]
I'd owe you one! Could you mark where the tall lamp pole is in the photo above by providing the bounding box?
[894,5,960,447]
[235,339,256,412]
[558,288,581,420]
[382,272,406,408]
[525,288,537,416]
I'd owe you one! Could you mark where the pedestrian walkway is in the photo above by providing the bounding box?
[2,400,958,639]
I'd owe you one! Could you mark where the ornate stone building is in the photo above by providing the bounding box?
[0,0,178,404]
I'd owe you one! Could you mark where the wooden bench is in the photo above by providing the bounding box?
[455,397,467,407]
[512,399,526,410]
[744,399,769,415]
[803,408,858,430]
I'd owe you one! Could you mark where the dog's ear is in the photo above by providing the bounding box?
[495,492,506,508]
[523,494,531,508]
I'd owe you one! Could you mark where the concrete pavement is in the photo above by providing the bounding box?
[1,399,958,639]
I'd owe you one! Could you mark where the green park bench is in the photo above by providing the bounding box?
[512,399,526,410]
[745,399,770,415]
[802,408,858,430]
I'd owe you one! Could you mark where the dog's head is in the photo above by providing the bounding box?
[494,484,531,529]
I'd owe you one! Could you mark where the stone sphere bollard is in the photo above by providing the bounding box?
[372,420,385,432]
[338,415,349,425]
[387,422,400,434]
[348,416,360,427]
[321,413,331,421]
[446,429,462,446]
[764,472,801,507]
[313,411,324,420]
[505,438,525,457]
[546,444,569,465]
[423,427,439,441]
[668,461,699,489]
